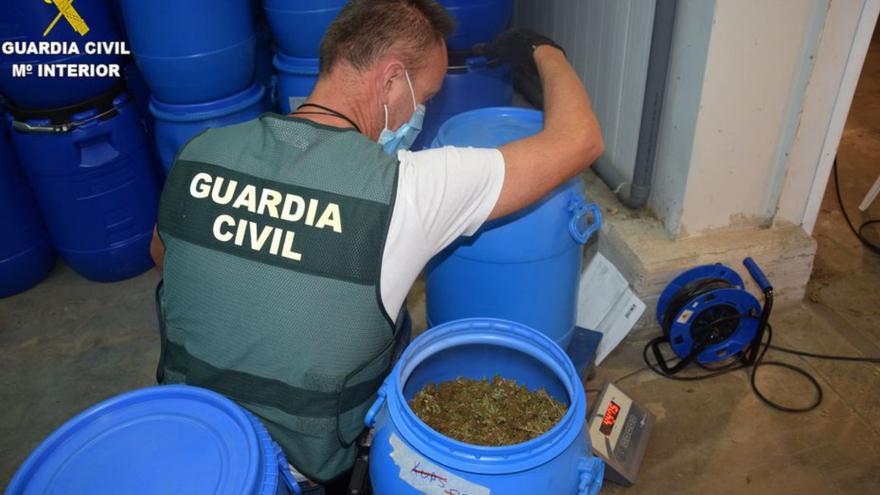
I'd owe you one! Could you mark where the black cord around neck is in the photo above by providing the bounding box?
[292,103,363,134]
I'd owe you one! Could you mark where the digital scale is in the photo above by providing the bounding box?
[588,382,654,486]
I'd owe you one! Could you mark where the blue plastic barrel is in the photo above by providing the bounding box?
[124,64,153,135]
[273,54,320,114]
[118,0,256,104]
[264,0,347,58]
[0,0,124,108]
[439,0,513,51]
[256,22,277,92]
[151,82,268,176]
[425,108,602,349]
[7,385,302,495]
[8,93,159,282]
[0,103,54,297]
[365,318,604,495]
[412,55,512,150]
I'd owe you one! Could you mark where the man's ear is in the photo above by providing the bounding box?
[380,59,406,100]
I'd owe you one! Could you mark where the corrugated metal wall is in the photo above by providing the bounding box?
[513,0,656,187]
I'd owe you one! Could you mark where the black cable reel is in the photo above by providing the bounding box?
[647,258,834,413]
[651,257,772,374]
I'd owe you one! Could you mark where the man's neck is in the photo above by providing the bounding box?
[293,69,380,140]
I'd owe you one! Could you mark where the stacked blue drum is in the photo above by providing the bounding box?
[6,92,160,282]
[7,385,303,495]
[2,0,160,283]
[0,101,55,297]
[0,0,124,109]
[440,0,515,52]
[426,108,602,350]
[119,0,268,176]
[265,0,347,113]
[264,0,514,139]
[411,51,513,150]
[412,0,515,149]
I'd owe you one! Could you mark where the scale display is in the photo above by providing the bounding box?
[599,400,621,435]
[588,383,654,486]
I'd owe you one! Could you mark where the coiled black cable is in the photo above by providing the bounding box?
[641,314,879,413]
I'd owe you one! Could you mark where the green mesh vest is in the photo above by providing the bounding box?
[155,114,402,482]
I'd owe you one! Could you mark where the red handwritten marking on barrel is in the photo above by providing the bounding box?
[410,462,448,484]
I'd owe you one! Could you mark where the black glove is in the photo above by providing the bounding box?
[513,65,545,110]
[475,28,565,71]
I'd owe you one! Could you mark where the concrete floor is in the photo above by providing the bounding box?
[589,36,880,494]
[3,44,880,495]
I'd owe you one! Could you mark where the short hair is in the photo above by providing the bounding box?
[319,0,455,75]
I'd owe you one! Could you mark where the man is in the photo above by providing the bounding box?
[149,0,602,488]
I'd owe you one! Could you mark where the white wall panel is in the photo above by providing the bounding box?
[513,0,656,186]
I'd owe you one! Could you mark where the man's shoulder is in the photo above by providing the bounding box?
[400,146,505,169]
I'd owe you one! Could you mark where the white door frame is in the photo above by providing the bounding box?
[802,0,880,233]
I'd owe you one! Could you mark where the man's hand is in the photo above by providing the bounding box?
[476,28,565,72]
[150,225,165,271]
[491,42,603,221]
[476,28,564,109]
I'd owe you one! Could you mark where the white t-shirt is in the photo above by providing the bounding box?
[380,146,506,319]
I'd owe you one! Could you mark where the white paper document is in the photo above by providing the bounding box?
[576,253,646,365]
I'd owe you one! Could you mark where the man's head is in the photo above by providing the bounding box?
[317,0,454,140]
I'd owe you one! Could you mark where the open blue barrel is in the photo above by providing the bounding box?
[264,0,347,58]
[8,92,159,282]
[412,54,512,150]
[0,0,124,109]
[273,54,320,114]
[0,102,54,297]
[366,318,604,495]
[439,0,513,51]
[118,0,256,104]
[6,385,303,495]
[426,108,602,350]
[151,82,268,176]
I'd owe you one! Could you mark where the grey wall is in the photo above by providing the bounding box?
[513,0,656,190]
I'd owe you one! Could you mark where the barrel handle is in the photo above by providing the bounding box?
[364,383,388,428]
[276,444,304,495]
[568,196,603,245]
[577,457,605,495]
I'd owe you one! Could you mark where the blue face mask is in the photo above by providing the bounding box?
[378,70,426,155]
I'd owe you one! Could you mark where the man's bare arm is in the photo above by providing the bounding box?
[493,45,603,219]
[150,225,164,270]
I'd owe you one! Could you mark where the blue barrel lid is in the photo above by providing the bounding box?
[149,81,265,122]
[434,107,543,148]
[273,53,321,75]
[7,385,270,495]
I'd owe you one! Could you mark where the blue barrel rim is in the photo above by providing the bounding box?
[129,34,256,59]
[273,53,321,76]
[434,106,542,149]
[9,92,132,128]
[149,82,266,122]
[384,317,585,474]
[6,385,276,495]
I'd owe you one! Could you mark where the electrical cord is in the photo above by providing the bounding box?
[833,158,880,254]
[642,318,880,413]
[768,343,880,362]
